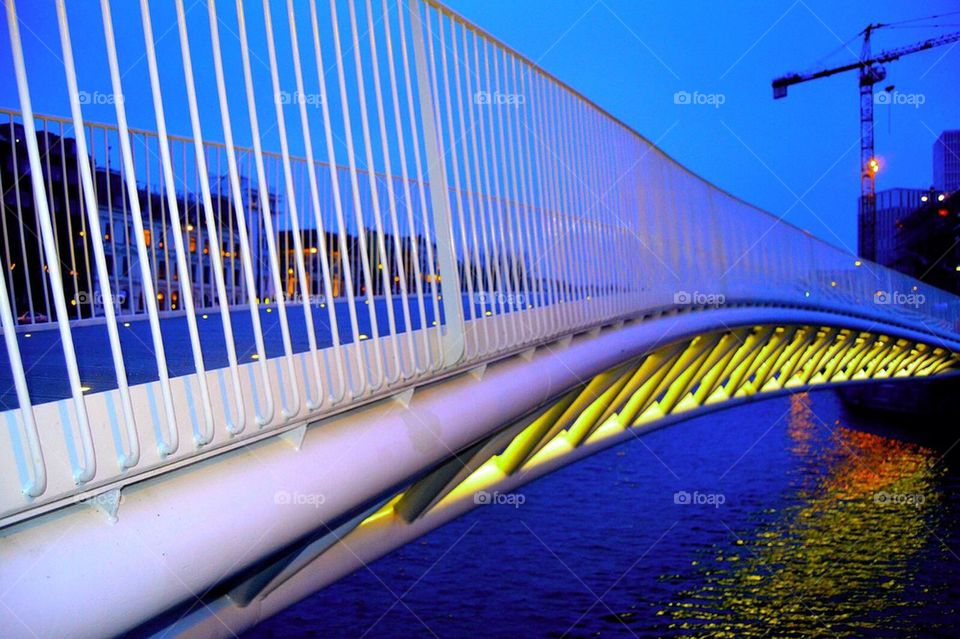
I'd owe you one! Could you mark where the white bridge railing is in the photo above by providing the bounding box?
[1,0,958,523]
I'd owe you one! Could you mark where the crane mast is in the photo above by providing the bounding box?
[772,25,960,260]
[858,25,885,261]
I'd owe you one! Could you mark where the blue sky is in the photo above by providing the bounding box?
[442,0,960,252]
[2,1,958,252]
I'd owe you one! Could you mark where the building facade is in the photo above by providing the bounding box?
[933,130,960,193]
[863,188,927,268]
[894,191,959,295]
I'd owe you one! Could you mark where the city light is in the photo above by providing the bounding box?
[868,158,880,174]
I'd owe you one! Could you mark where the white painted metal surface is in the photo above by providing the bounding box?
[0,307,957,639]
[1,0,958,528]
[0,1,959,635]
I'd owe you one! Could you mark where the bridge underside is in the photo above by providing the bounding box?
[145,319,958,638]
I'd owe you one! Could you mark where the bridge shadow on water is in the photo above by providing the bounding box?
[247,387,960,638]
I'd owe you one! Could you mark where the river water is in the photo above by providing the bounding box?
[248,389,960,638]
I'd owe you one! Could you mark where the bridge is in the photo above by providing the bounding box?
[1,1,958,637]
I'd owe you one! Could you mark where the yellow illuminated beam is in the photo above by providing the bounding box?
[345,323,959,565]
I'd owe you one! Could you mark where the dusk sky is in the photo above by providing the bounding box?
[2,1,958,252]
[440,0,960,253]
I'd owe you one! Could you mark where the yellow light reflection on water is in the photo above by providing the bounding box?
[660,393,942,637]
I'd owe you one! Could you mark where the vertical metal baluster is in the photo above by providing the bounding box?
[261,0,326,412]
[328,0,388,389]
[345,0,402,385]
[0,114,44,498]
[514,63,546,341]
[570,95,597,327]
[284,0,348,404]
[203,1,275,421]
[9,0,96,481]
[10,117,34,324]
[488,42,525,344]
[100,0,180,456]
[138,0,216,445]
[526,69,559,338]
[305,0,366,400]
[475,36,511,351]
[504,54,542,342]
[497,47,534,345]
[445,18,483,361]
[556,87,580,330]
[457,28,494,356]
[544,72,568,336]
[468,32,502,353]
[362,0,418,381]
[433,11,475,356]
[56,121,80,320]
[56,0,139,470]
[560,90,588,329]
[407,0,464,367]
[171,0,248,435]
[234,0,301,420]
[395,1,443,369]
[380,0,433,373]
[0,120,18,323]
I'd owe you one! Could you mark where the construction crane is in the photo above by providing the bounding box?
[772,24,960,260]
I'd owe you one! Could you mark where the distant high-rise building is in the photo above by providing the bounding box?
[861,188,927,267]
[933,130,960,192]
[894,191,959,296]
